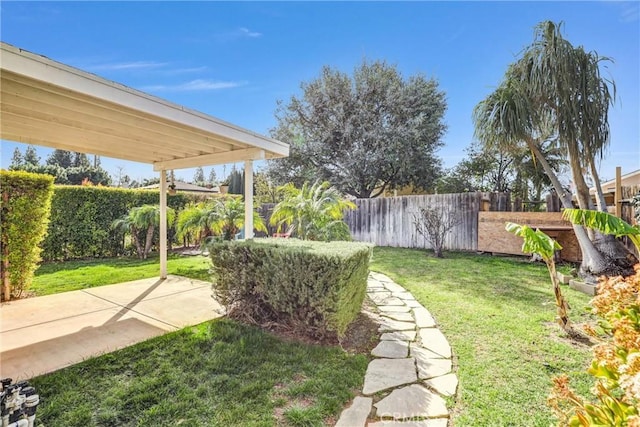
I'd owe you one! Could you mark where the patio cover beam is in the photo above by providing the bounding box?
[0,42,289,278]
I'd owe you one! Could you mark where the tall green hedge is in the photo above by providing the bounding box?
[1,170,54,300]
[41,186,190,260]
[209,238,373,338]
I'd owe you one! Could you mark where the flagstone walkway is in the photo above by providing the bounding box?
[336,272,457,427]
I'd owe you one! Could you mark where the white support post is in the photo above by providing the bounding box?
[244,160,254,239]
[159,169,168,279]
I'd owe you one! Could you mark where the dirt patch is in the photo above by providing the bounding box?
[544,321,597,348]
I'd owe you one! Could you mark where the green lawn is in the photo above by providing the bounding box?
[370,247,594,427]
[31,319,368,427]
[32,253,211,296]
[29,247,595,426]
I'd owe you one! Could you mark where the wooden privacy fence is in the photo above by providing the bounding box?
[343,193,484,251]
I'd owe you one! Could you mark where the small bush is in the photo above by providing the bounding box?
[0,170,54,300]
[208,238,372,338]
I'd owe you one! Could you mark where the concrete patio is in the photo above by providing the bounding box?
[0,275,223,380]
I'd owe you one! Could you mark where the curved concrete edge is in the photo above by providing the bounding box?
[336,272,457,426]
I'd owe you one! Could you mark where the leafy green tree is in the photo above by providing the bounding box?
[9,148,23,169]
[506,222,571,331]
[23,145,40,166]
[267,60,447,198]
[207,168,218,187]
[210,197,266,241]
[111,205,175,259]
[473,20,635,279]
[46,149,74,168]
[270,181,356,241]
[254,172,284,205]
[72,152,91,168]
[176,202,217,246]
[178,198,266,243]
[227,168,244,195]
[193,167,206,186]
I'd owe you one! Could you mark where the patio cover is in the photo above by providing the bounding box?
[0,42,289,277]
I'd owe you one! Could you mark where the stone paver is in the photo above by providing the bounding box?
[413,307,437,328]
[392,291,415,301]
[374,384,449,419]
[362,358,418,395]
[378,318,416,332]
[404,299,424,308]
[368,419,449,427]
[369,292,393,304]
[419,328,452,358]
[371,340,409,358]
[336,273,457,426]
[335,396,372,427]
[381,311,415,322]
[377,305,411,313]
[380,330,417,341]
[425,373,459,396]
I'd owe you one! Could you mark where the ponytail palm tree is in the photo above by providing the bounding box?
[112,205,175,259]
[473,20,636,279]
[270,181,356,241]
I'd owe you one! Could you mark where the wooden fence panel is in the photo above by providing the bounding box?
[344,193,482,251]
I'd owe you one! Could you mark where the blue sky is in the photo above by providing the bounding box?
[1,1,638,184]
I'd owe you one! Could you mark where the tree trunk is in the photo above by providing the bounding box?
[566,138,594,210]
[588,156,608,212]
[525,138,625,279]
[131,227,143,259]
[144,225,155,259]
[547,260,571,332]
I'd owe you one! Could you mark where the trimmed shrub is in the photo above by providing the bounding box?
[41,186,190,260]
[0,170,54,300]
[209,238,373,338]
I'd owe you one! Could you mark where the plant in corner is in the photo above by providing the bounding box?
[546,208,639,425]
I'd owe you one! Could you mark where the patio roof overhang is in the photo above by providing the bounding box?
[0,42,289,170]
[0,41,289,278]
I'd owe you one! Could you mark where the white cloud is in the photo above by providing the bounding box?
[238,27,262,38]
[142,79,245,92]
[620,2,639,22]
[162,66,208,75]
[86,61,168,71]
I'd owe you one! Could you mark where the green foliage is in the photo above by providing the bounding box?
[193,166,205,186]
[177,197,266,242]
[506,222,571,331]
[549,269,640,425]
[42,186,189,260]
[562,208,640,253]
[112,205,175,259]
[0,170,54,300]
[227,168,244,195]
[10,147,112,185]
[208,238,372,338]
[270,181,355,241]
[266,59,447,198]
[505,222,562,262]
[31,320,367,426]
